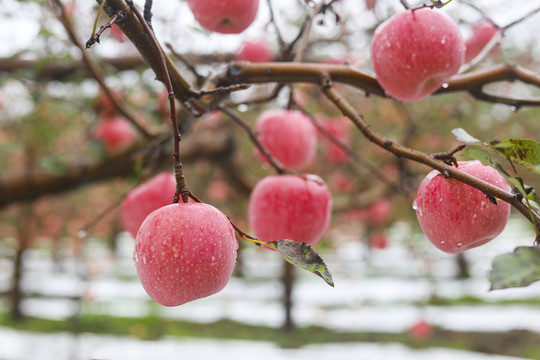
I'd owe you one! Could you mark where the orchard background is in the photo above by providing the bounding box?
[2,0,540,358]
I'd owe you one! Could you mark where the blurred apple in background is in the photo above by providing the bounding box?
[122,172,177,239]
[92,116,137,154]
[186,0,259,34]
[236,38,274,62]
[464,19,499,63]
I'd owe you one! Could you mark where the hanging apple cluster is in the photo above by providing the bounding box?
[110,0,512,307]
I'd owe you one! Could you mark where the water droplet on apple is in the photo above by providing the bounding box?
[133,253,139,262]
[412,200,418,210]
[440,241,446,245]
[457,242,463,248]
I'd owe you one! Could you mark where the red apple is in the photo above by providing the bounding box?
[369,232,388,249]
[94,89,122,117]
[328,171,355,193]
[121,172,177,239]
[318,117,350,165]
[414,160,511,254]
[186,0,259,34]
[409,319,433,340]
[92,116,137,154]
[207,180,229,202]
[464,19,499,63]
[366,198,392,227]
[236,38,274,63]
[134,202,238,306]
[254,109,317,170]
[248,175,332,246]
[371,8,465,102]
[110,24,127,43]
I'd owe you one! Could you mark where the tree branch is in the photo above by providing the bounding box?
[0,132,235,209]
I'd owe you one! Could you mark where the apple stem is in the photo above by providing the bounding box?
[125,0,190,204]
[320,78,540,230]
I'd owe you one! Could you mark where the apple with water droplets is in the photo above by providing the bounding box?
[186,0,259,34]
[254,109,317,170]
[414,160,511,254]
[122,172,177,239]
[248,174,332,246]
[134,202,237,306]
[371,8,465,102]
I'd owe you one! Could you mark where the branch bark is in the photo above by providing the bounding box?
[0,132,235,209]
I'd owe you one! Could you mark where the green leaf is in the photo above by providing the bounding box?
[452,128,481,143]
[488,246,540,290]
[38,156,67,175]
[266,239,334,287]
[490,139,540,174]
[462,148,493,166]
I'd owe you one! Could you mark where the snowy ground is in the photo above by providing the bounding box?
[1,216,539,360]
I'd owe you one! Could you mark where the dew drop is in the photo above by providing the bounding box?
[133,253,139,262]
[440,241,446,245]
[510,105,517,112]
[441,83,449,89]
[457,242,463,248]
[78,230,87,239]
[237,104,248,112]
[412,200,418,211]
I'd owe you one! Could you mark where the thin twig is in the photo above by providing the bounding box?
[319,78,540,230]
[126,0,189,203]
[49,0,154,138]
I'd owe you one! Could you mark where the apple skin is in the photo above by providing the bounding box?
[464,19,499,63]
[134,203,237,306]
[254,110,317,170]
[248,174,332,246]
[371,8,465,102]
[122,173,177,239]
[236,38,274,63]
[414,160,511,254]
[186,0,259,34]
[92,116,137,154]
